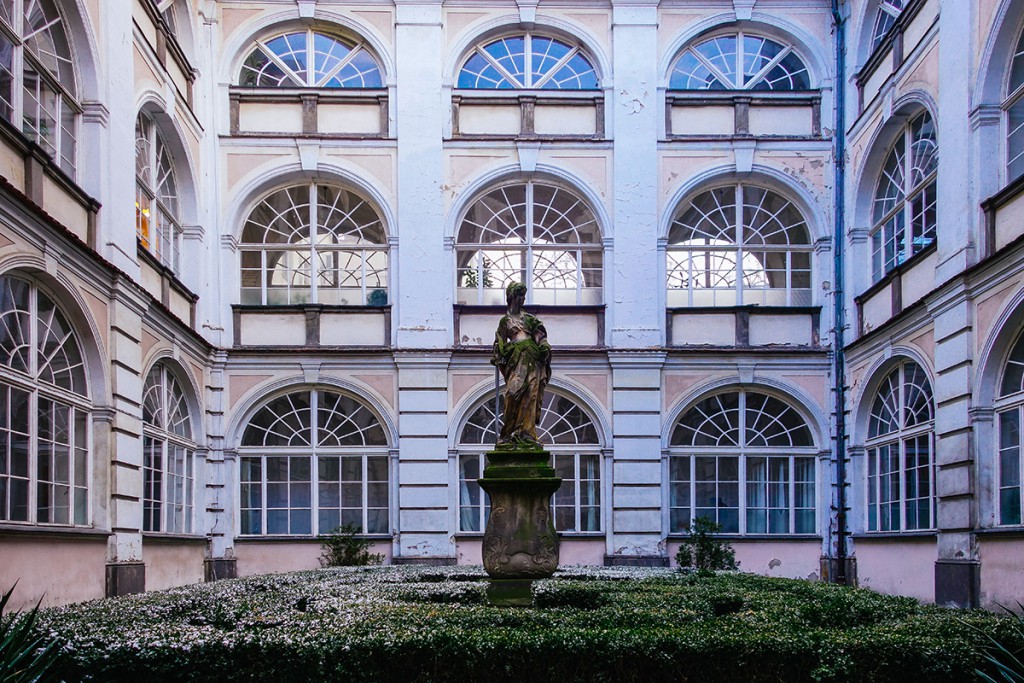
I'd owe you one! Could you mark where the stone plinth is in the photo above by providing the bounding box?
[478,447,561,592]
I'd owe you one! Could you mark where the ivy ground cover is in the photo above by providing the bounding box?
[34,566,1022,682]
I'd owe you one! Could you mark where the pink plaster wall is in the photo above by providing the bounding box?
[456,538,605,566]
[854,538,937,602]
[979,537,1024,609]
[667,539,822,580]
[235,541,393,576]
[144,541,205,591]
[0,536,107,609]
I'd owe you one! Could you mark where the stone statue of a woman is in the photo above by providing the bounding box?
[491,282,551,448]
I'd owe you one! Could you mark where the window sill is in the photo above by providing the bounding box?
[974,526,1024,539]
[0,523,110,539]
[142,532,206,543]
[852,530,937,540]
[235,534,392,542]
[666,534,821,541]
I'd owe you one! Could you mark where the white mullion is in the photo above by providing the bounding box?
[475,250,483,304]
[526,182,534,303]
[574,452,581,532]
[256,39,305,87]
[735,185,744,304]
[362,454,369,534]
[311,389,319,536]
[745,47,792,91]
[361,248,367,305]
[524,33,532,88]
[260,250,268,304]
[305,29,314,87]
[317,41,364,88]
[27,286,37,523]
[691,49,733,91]
[786,252,793,305]
[533,46,579,90]
[738,453,747,534]
[575,249,582,305]
[901,127,913,265]
[160,438,169,532]
[736,33,745,89]
[478,45,523,89]
[309,183,319,304]
[261,457,268,535]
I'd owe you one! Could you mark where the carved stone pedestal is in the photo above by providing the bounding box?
[478,446,561,606]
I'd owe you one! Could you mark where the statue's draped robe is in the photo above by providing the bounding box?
[493,312,551,445]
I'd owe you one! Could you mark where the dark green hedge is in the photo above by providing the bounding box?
[33,567,1022,683]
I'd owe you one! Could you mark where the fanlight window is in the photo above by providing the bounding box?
[458,32,598,90]
[870,111,937,281]
[669,32,810,91]
[142,363,195,534]
[456,182,603,306]
[871,1,905,52]
[239,183,389,306]
[458,392,601,533]
[0,0,78,174]
[0,274,89,525]
[996,332,1024,526]
[669,390,816,535]
[667,184,812,307]
[865,360,934,532]
[239,389,389,536]
[1005,27,1024,183]
[135,113,183,273]
[239,29,382,88]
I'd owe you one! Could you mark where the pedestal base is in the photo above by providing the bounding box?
[487,579,534,607]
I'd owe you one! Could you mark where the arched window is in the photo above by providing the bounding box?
[995,332,1024,526]
[1005,26,1024,183]
[0,0,78,174]
[142,362,195,534]
[669,32,810,91]
[458,392,601,533]
[456,181,603,306]
[457,32,598,90]
[669,390,816,534]
[135,112,183,273]
[666,184,812,307]
[239,29,382,88]
[864,359,934,531]
[0,274,89,525]
[239,182,389,306]
[238,389,389,536]
[870,110,937,281]
[871,1,905,52]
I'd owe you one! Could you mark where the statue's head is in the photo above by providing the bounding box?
[505,282,527,304]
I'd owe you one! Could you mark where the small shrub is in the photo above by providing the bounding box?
[318,524,383,567]
[675,517,739,571]
[1,584,59,683]
[533,581,609,609]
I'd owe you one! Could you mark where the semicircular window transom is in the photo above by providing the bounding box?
[239,182,389,306]
[1001,331,1024,397]
[455,181,603,306]
[458,32,598,90]
[242,390,387,448]
[868,360,933,439]
[671,391,813,448]
[143,364,192,439]
[669,32,810,91]
[240,29,383,88]
[666,184,812,307]
[460,392,599,447]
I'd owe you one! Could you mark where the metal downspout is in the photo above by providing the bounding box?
[831,0,849,585]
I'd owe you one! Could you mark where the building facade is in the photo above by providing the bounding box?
[0,0,1021,610]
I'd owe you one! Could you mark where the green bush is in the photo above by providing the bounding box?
[1,584,59,683]
[32,567,1024,683]
[674,517,739,571]
[318,524,383,567]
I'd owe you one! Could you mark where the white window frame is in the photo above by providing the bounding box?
[142,362,195,535]
[0,274,90,527]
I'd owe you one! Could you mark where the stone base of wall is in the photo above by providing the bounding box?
[819,556,858,586]
[105,562,145,597]
[935,559,980,608]
[392,556,457,566]
[604,555,669,568]
[204,558,238,582]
